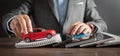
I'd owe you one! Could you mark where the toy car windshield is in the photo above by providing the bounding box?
[33,28,46,32]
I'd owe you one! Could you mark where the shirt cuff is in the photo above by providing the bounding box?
[7,16,17,33]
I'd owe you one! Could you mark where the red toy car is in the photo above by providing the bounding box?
[22,28,56,42]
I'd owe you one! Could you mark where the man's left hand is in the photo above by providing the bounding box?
[67,21,94,40]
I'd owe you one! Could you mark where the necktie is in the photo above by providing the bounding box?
[56,0,68,26]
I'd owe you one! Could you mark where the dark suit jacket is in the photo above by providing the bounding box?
[2,0,107,37]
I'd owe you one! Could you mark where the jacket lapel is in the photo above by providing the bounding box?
[65,0,86,23]
[48,0,59,22]
[48,0,87,34]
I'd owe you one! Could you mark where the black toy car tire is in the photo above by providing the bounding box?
[46,34,52,39]
[25,38,31,42]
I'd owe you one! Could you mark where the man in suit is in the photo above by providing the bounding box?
[2,0,107,40]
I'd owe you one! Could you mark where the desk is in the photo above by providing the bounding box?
[0,38,120,56]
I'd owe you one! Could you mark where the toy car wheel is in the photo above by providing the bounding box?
[46,34,52,39]
[25,38,31,42]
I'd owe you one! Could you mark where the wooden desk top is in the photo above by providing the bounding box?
[0,38,120,56]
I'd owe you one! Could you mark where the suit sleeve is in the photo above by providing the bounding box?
[84,0,108,33]
[2,0,33,36]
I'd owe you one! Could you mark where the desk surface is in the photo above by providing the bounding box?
[0,38,120,56]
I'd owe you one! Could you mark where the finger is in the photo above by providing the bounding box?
[16,15,28,34]
[12,28,19,37]
[10,23,20,38]
[68,25,75,35]
[10,19,22,38]
[10,18,17,29]
[83,28,89,34]
[15,22,23,37]
[71,21,85,35]
[67,21,81,34]
[80,36,90,40]
[15,27,22,38]
[80,28,92,40]
[10,19,18,36]
[77,25,86,34]
[71,24,81,35]
[68,23,77,35]
[23,14,33,33]
[83,28,91,34]
[10,24,18,37]
[67,25,75,35]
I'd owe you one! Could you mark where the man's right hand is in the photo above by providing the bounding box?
[10,14,33,38]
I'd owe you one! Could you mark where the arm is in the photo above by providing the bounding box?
[2,0,33,37]
[84,0,108,33]
[68,0,107,40]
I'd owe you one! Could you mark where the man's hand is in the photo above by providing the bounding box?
[68,21,94,40]
[10,14,33,38]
